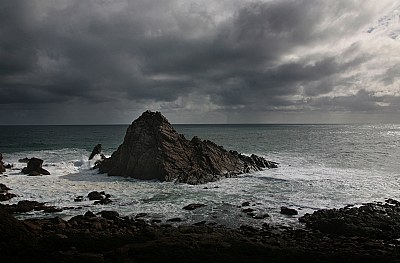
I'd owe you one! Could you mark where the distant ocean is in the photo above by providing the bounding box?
[1,124,400,227]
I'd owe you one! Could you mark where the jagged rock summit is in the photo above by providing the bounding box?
[99,111,277,184]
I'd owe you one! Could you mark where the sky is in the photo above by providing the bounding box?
[1,0,400,124]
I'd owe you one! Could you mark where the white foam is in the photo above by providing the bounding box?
[1,149,400,227]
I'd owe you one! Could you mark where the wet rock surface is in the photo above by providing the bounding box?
[99,111,277,184]
[299,199,400,240]
[0,201,399,262]
[0,200,62,213]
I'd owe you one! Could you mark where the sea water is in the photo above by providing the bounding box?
[0,124,399,228]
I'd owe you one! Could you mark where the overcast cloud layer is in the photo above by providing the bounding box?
[0,0,399,124]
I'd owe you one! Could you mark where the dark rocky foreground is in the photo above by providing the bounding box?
[99,111,277,184]
[1,198,400,262]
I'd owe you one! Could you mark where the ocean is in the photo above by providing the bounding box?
[1,124,400,228]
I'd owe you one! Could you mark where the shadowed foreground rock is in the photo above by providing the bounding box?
[99,111,277,184]
[1,202,400,263]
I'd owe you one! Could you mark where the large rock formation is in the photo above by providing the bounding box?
[99,111,277,184]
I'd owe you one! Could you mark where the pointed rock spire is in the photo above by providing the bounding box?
[99,111,277,184]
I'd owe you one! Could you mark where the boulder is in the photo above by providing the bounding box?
[88,191,103,201]
[89,144,102,160]
[99,111,277,184]
[280,206,298,216]
[21,158,50,176]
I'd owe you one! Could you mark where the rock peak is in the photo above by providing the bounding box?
[99,111,277,184]
[138,110,167,123]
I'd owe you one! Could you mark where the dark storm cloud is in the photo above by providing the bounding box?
[0,0,397,123]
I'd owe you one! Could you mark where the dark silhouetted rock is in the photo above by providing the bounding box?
[0,200,61,213]
[98,210,119,220]
[89,144,102,160]
[242,208,255,213]
[280,206,298,216]
[0,153,5,174]
[88,191,103,200]
[0,183,11,193]
[0,193,17,201]
[182,203,206,210]
[84,211,97,218]
[99,111,277,184]
[21,157,50,176]
[74,196,84,202]
[87,191,112,205]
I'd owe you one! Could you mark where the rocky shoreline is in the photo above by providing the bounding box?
[1,186,400,263]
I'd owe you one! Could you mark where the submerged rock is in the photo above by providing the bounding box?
[99,111,277,184]
[21,158,50,176]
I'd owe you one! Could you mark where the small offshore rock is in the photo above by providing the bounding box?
[241,201,251,207]
[280,206,298,216]
[182,203,206,210]
[88,191,103,200]
[89,144,102,160]
[74,196,84,202]
[21,158,50,176]
[0,153,5,173]
[98,210,119,220]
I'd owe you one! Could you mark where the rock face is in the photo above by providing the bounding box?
[21,158,50,176]
[99,111,277,184]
